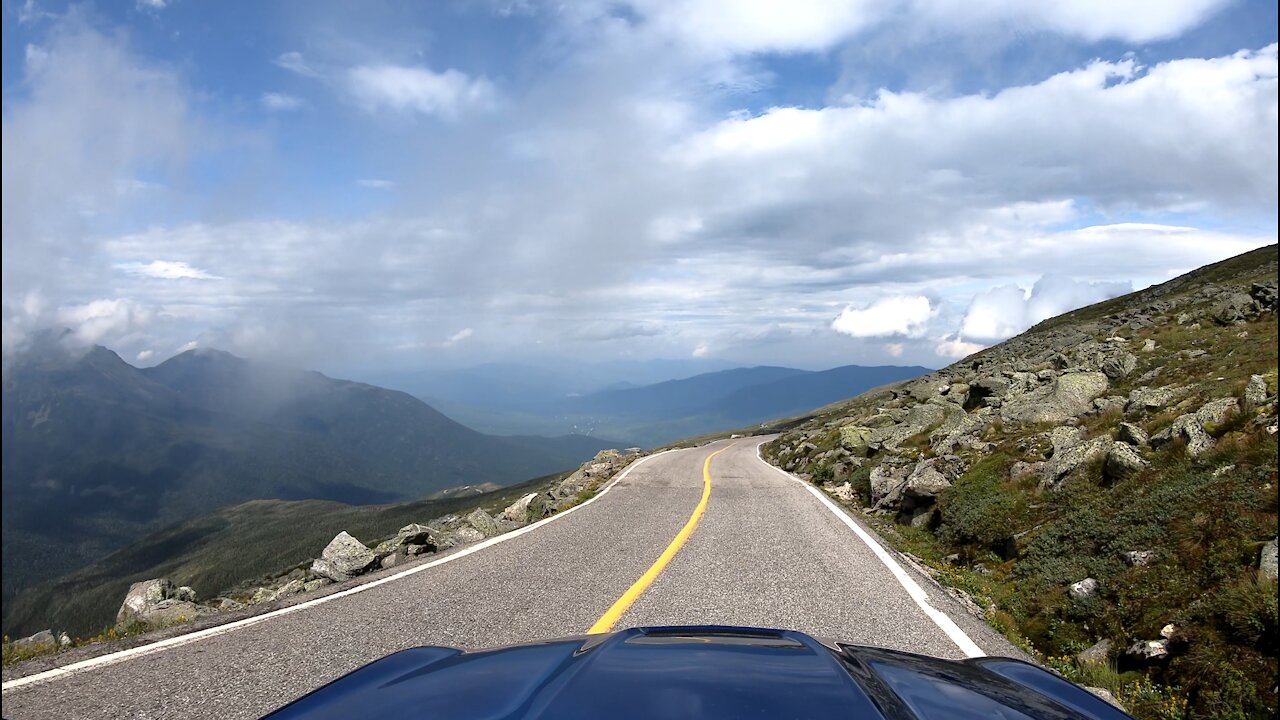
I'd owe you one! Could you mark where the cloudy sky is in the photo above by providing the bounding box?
[2,0,1276,378]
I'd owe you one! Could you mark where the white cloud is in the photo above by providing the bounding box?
[346,65,496,118]
[115,260,220,280]
[934,335,987,359]
[692,341,710,357]
[55,299,153,345]
[961,275,1132,342]
[832,296,932,338]
[357,178,395,189]
[884,342,904,357]
[136,349,154,362]
[615,0,1231,58]
[136,0,168,11]
[442,327,473,347]
[176,340,198,353]
[261,92,304,111]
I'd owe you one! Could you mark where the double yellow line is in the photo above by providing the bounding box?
[587,446,728,634]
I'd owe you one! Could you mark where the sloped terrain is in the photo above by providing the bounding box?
[762,245,1278,718]
[1,341,613,632]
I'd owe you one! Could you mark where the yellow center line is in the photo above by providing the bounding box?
[587,446,729,634]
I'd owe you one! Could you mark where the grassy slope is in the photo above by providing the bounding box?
[3,473,564,640]
[763,246,1279,719]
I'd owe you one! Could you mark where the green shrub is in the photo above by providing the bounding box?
[937,454,1029,551]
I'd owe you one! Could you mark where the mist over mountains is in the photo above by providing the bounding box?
[0,333,616,608]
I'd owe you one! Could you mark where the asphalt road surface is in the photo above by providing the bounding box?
[2,438,1025,719]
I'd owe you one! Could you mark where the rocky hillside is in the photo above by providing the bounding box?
[763,245,1278,719]
[3,448,639,655]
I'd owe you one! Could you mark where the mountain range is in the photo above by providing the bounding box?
[0,337,614,613]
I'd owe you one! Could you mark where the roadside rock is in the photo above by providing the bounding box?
[1068,577,1100,601]
[310,531,378,582]
[453,526,486,544]
[501,493,541,524]
[465,508,503,537]
[117,578,178,627]
[58,632,72,649]
[374,523,438,557]
[303,578,331,593]
[828,482,856,503]
[12,630,56,654]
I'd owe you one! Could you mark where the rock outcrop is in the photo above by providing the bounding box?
[310,532,379,582]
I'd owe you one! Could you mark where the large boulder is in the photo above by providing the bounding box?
[1041,436,1111,489]
[1150,398,1239,458]
[1002,372,1109,425]
[1068,577,1100,601]
[839,425,875,456]
[374,524,439,557]
[117,578,177,627]
[1117,422,1149,447]
[310,531,378,582]
[12,630,56,654]
[869,461,912,508]
[1124,386,1177,413]
[1100,352,1138,380]
[465,508,503,537]
[1104,443,1147,482]
[1209,292,1258,326]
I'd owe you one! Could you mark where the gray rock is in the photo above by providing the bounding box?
[903,458,952,501]
[1104,443,1147,482]
[1100,352,1138,379]
[1151,415,1215,458]
[129,599,210,628]
[116,578,176,627]
[1042,437,1111,488]
[310,531,378,582]
[908,507,936,529]
[1209,292,1257,325]
[173,585,197,603]
[215,597,245,611]
[1068,577,1100,600]
[828,482,856,503]
[1141,339,1156,352]
[1126,638,1170,661]
[1001,372,1109,425]
[380,549,407,570]
[58,632,72,649]
[1077,638,1113,665]
[1123,550,1157,567]
[465,508,503,537]
[453,526,485,544]
[405,543,429,556]
[273,579,305,600]
[1125,386,1175,413]
[500,493,540,524]
[12,630,56,654]
[839,426,874,455]
[302,578,332,593]
[1251,280,1278,310]
[1245,374,1269,406]
[1091,395,1127,415]
[869,461,912,508]
[1261,538,1278,582]
[1117,422,1149,447]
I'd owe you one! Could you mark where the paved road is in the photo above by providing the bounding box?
[1,438,1024,719]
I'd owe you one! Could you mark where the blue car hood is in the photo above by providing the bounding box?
[264,626,1131,719]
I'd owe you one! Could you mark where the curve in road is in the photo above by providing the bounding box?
[2,438,1025,720]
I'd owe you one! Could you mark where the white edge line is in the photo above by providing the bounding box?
[752,441,986,659]
[2,449,678,693]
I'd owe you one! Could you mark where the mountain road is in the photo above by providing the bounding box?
[2,437,1026,719]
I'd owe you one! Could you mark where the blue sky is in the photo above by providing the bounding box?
[2,0,1277,376]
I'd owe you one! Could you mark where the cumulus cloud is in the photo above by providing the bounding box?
[115,260,220,280]
[261,92,304,111]
[832,296,932,338]
[961,275,1132,342]
[934,335,987,359]
[884,342,904,357]
[176,340,198,353]
[56,298,153,346]
[274,51,321,78]
[346,65,497,118]
[136,349,154,362]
